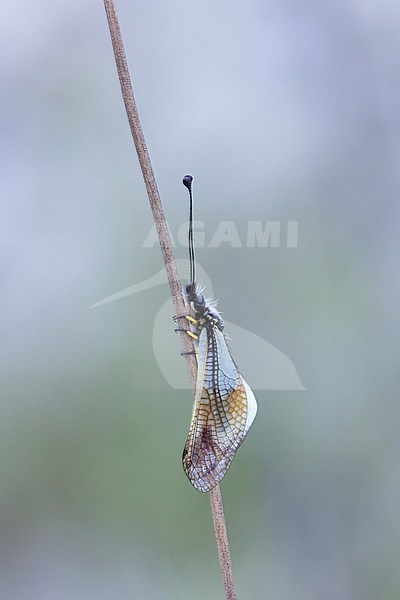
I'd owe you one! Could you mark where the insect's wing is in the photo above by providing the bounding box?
[214,328,257,437]
[183,327,257,492]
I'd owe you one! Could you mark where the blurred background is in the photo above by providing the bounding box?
[1,1,399,598]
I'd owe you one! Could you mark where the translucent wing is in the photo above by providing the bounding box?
[182,325,257,492]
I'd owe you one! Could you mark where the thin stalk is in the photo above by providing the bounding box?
[102,2,237,598]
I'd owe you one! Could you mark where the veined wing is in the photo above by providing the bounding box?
[182,325,257,492]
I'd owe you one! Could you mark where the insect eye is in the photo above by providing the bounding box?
[185,283,196,298]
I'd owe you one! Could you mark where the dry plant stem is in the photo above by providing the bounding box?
[209,485,237,600]
[102,1,237,599]
[102,0,192,361]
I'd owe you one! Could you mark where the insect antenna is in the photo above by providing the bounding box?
[182,175,196,288]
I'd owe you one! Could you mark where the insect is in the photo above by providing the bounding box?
[174,175,257,492]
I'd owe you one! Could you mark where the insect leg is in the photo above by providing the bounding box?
[174,327,199,340]
[173,314,198,324]
[181,349,198,356]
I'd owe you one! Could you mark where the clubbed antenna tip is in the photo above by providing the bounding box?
[183,175,193,190]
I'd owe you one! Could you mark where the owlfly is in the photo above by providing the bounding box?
[175,175,257,492]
